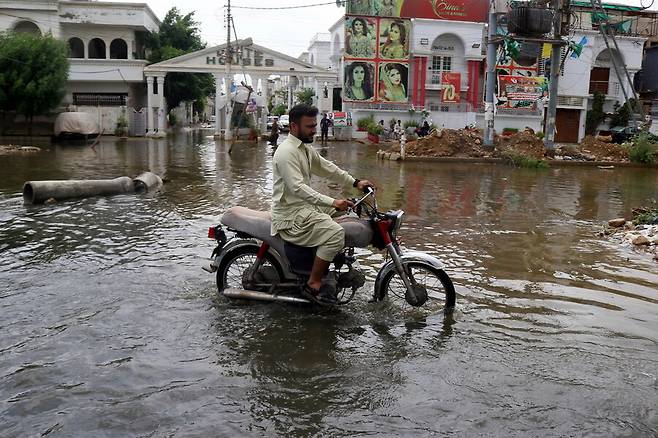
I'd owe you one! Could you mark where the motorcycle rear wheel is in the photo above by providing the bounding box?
[379,263,456,312]
[216,245,283,293]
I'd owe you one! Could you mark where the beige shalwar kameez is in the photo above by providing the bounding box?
[271,134,356,261]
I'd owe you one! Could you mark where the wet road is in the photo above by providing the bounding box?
[1,132,657,437]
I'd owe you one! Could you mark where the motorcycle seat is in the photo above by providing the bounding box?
[221,207,373,255]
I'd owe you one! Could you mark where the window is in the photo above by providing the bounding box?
[431,56,452,71]
[73,93,127,106]
[88,38,106,59]
[110,39,128,59]
[430,56,452,84]
[68,37,84,58]
[589,67,610,94]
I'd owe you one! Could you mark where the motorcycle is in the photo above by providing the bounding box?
[204,188,456,312]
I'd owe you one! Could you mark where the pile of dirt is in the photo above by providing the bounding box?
[495,129,546,159]
[577,135,629,161]
[389,128,488,158]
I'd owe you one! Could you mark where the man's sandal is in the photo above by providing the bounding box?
[302,284,337,306]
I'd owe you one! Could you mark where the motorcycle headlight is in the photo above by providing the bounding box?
[391,210,404,239]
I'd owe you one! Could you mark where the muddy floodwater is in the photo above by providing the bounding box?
[1,132,657,437]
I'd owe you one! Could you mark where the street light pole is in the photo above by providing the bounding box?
[544,0,563,151]
[224,0,233,140]
[483,0,498,149]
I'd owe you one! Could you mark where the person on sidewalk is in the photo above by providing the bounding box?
[271,104,374,306]
[320,113,331,143]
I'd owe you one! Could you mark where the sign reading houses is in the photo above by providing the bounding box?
[206,49,275,67]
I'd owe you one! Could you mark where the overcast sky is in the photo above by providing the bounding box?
[126,0,656,58]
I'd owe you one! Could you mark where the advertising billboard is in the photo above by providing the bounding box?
[347,0,487,22]
[497,76,548,110]
[441,72,461,103]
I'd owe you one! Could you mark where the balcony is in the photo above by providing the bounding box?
[588,81,621,97]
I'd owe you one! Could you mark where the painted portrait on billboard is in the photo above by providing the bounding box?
[378,18,410,60]
[344,61,376,101]
[374,0,400,16]
[347,0,374,15]
[345,16,376,58]
[378,62,408,102]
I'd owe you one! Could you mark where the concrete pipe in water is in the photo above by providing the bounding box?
[23,176,134,204]
[133,172,163,193]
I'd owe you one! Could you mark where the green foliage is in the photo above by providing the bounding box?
[586,91,605,135]
[536,131,545,139]
[294,88,315,105]
[0,32,69,133]
[632,200,658,225]
[403,119,419,129]
[367,123,384,136]
[502,127,519,135]
[146,8,213,112]
[115,112,128,136]
[357,114,375,130]
[610,98,636,128]
[502,151,550,169]
[627,132,658,164]
[271,104,287,116]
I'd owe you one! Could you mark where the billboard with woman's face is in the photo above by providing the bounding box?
[345,16,376,59]
[378,18,410,60]
[378,62,408,102]
[343,61,376,102]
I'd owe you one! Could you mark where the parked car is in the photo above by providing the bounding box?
[610,126,638,144]
[278,115,290,132]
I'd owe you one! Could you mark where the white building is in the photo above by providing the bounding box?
[0,0,160,134]
[325,2,654,143]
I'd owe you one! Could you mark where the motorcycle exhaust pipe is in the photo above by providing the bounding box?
[223,288,311,305]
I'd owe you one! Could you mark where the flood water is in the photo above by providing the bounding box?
[1,132,657,437]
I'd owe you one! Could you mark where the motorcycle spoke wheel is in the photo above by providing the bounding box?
[380,263,456,310]
[216,246,282,293]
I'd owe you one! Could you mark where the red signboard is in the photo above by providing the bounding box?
[400,0,487,22]
[441,72,461,103]
[348,0,487,23]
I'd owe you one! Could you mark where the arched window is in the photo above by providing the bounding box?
[68,37,84,58]
[110,38,128,59]
[13,21,41,35]
[88,38,106,59]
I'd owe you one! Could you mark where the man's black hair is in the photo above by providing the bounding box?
[289,104,319,125]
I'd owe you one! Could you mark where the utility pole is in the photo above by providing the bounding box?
[544,0,563,151]
[224,0,233,140]
[483,0,498,149]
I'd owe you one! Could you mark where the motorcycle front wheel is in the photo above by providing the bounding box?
[379,263,456,312]
[216,245,283,293]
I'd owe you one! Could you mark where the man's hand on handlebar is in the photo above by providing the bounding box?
[356,179,375,193]
[332,198,355,211]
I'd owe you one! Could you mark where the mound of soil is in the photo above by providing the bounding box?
[578,135,629,161]
[495,130,546,159]
[389,128,488,158]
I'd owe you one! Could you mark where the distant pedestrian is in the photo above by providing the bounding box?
[269,117,279,146]
[320,113,330,143]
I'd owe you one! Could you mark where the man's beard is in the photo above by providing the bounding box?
[299,133,314,143]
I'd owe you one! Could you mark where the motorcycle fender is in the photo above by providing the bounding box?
[212,239,292,279]
[373,251,445,298]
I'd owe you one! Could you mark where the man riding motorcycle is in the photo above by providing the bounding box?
[271,104,374,305]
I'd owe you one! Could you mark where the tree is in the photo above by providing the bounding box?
[295,88,315,105]
[610,98,636,128]
[146,8,214,113]
[585,91,605,135]
[0,32,68,134]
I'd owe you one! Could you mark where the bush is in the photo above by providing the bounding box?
[536,131,545,140]
[114,113,128,136]
[356,114,375,130]
[367,123,384,136]
[502,151,550,169]
[632,200,658,225]
[502,127,519,135]
[272,104,287,117]
[403,119,419,129]
[627,132,658,164]
[586,91,605,135]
